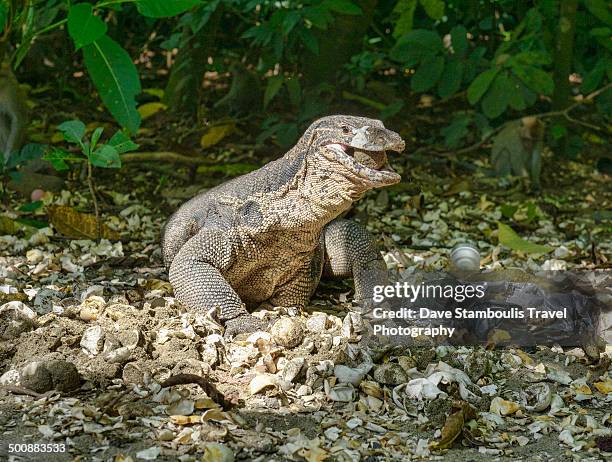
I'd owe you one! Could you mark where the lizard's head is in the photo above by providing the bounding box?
[305,115,404,187]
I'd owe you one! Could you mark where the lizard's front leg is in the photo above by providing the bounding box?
[169,229,267,337]
[322,218,389,309]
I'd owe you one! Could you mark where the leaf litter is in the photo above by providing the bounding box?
[0,158,610,461]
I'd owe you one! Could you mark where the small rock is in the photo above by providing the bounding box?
[104,346,132,364]
[122,361,148,385]
[249,374,278,395]
[26,249,44,264]
[20,360,80,393]
[271,318,304,348]
[553,246,570,259]
[306,313,328,333]
[80,286,104,301]
[373,363,409,385]
[0,301,37,339]
[296,385,312,396]
[0,369,21,386]
[334,364,369,386]
[282,357,305,383]
[81,325,105,355]
[202,443,234,462]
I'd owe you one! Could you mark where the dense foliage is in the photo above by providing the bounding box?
[0,0,610,174]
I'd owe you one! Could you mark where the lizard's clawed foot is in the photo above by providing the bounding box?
[224,314,269,339]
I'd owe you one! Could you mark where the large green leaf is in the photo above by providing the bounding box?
[392,0,418,39]
[512,51,552,66]
[411,56,444,92]
[82,36,142,134]
[264,75,284,108]
[511,64,553,96]
[67,3,107,50]
[391,29,444,65]
[90,145,121,169]
[450,25,468,56]
[300,28,319,54]
[467,68,499,104]
[0,3,8,35]
[58,120,86,144]
[322,0,362,15]
[136,0,202,18]
[507,75,527,111]
[108,131,139,154]
[43,148,83,171]
[584,0,612,25]
[481,72,511,118]
[497,222,553,254]
[420,0,445,20]
[438,60,464,98]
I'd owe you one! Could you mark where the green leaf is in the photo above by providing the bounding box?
[322,0,362,16]
[512,51,552,66]
[481,72,511,118]
[43,148,81,171]
[581,58,608,94]
[82,36,142,134]
[390,29,444,65]
[67,3,107,50]
[411,56,444,92]
[300,28,319,54]
[392,0,417,39]
[450,25,468,56]
[19,201,44,212]
[136,0,202,18]
[0,3,8,35]
[467,68,499,104]
[58,120,86,144]
[584,0,612,25]
[497,222,553,254]
[379,100,405,120]
[264,75,284,108]
[108,131,139,154]
[441,114,470,148]
[303,6,334,29]
[438,60,464,98]
[420,0,445,20]
[285,77,301,106]
[511,64,553,96]
[507,75,526,110]
[550,123,567,140]
[91,127,104,149]
[90,145,121,168]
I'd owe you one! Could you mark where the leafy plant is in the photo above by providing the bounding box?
[44,120,138,238]
[2,1,202,135]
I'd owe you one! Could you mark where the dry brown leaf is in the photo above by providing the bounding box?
[431,409,465,450]
[48,205,120,240]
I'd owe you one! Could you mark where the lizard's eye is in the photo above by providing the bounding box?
[341,126,350,134]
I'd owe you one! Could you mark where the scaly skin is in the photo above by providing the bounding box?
[162,115,405,337]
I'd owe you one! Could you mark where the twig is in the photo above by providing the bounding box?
[122,151,211,165]
[160,373,241,410]
[86,162,101,240]
[0,385,57,399]
[415,83,612,157]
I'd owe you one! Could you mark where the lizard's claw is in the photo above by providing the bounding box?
[224,314,269,339]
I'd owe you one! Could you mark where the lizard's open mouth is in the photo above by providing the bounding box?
[325,143,400,175]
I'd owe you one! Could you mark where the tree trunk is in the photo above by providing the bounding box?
[551,0,578,110]
[303,0,377,87]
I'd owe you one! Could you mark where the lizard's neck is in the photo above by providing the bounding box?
[265,147,372,230]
